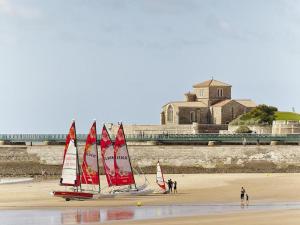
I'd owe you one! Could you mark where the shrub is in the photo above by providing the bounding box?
[235,125,252,133]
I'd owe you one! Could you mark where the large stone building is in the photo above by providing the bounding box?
[161,79,256,125]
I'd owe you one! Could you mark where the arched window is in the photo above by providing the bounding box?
[231,107,234,119]
[190,111,196,123]
[217,88,223,97]
[167,105,174,123]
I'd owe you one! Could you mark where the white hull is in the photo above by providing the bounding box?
[110,184,153,196]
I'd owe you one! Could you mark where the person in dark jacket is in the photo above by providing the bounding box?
[240,187,246,205]
[174,181,177,193]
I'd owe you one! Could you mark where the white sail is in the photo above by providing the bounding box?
[61,140,78,185]
[156,161,166,191]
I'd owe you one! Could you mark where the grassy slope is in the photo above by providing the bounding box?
[275,112,300,121]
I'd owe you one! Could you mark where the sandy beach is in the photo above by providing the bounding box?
[0,173,300,224]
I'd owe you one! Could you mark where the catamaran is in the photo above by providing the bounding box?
[101,123,152,195]
[53,120,99,200]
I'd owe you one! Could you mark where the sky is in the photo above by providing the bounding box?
[0,0,300,133]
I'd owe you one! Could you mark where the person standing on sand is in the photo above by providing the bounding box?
[167,179,172,193]
[241,187,246,205]
[174,181,177,193]
[169,179,173,193]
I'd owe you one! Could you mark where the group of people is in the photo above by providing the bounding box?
[167,179,177,193]
[240,187,249,206]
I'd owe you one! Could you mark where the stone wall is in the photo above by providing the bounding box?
[208,86,231,105]
[178,107,210,124]
[128,145,300,169]
[228,121,300,135]
[0,144,300,176]
[221,101,247,124]
[272,120,300,134]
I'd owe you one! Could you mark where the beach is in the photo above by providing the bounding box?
[0,173,300,224]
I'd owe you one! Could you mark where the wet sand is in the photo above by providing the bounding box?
[0,173,300,224]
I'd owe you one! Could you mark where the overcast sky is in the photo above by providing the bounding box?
[0,0,300,133]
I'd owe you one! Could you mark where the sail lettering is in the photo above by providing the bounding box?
[105,156,114,160]
[116,156,128,160]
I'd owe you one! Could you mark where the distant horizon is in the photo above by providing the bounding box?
[1,0,300,133]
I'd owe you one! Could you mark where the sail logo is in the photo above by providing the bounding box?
[86,152,97,158]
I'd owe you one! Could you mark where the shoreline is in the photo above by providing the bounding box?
[0,173,300,224]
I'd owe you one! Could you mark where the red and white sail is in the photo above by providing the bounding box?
[114,124,135,186]
[100,125,116,186]
[60,121,80,186]
[81,121,100,187]
[156,161,166,191]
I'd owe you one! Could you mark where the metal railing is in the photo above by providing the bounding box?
[0,133,299,143]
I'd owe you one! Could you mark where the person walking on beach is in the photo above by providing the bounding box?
[246,193,249,206]
[240,187,246,205]
[174,181,177,193]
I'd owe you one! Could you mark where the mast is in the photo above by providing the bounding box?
[73,120,81,192]
[121,123,137,190]
[94,120,101,193]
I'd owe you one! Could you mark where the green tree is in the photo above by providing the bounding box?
[232,104,278,125]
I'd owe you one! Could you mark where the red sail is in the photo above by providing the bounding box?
[100,125,116,186]
[114,124,135,186]
[61,121,80,187]
[63,121,76,163]
[81,121,100,185]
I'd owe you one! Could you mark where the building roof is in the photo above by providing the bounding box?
[193,79,231,88]
[212,99,256,108]
[212,99,233,107]
[163,101,207,108]
[235,99,257,108]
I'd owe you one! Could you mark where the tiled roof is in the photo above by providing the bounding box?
[193,79,231,88]
[235,99,257,107]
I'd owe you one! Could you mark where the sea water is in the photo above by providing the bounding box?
[1,202,300,225]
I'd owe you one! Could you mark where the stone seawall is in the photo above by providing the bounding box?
[0,144,300,176]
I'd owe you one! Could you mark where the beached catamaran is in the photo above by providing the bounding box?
[101,123,151,195]
[53,120,99,200]
[156,161,167,193]
[53,121,151,200]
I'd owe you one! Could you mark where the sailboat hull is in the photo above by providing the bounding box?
[52,191,94,200]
